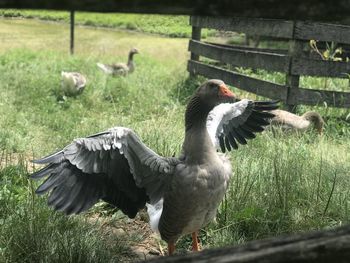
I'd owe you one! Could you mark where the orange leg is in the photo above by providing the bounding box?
[168,242,175,255]
[191,232,200,251]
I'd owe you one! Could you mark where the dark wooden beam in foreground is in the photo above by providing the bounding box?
[145,225,350,263]
[1,0,350,22]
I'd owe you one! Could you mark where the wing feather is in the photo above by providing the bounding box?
[31,127,177,217]
[207,99,278,152]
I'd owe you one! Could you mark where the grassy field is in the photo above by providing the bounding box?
[0,17,350,262]
[0,9,214,38]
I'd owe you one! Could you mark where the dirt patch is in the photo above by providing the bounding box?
[87,210,164,261]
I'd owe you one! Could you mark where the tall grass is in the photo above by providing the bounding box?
[0,18,349,260]
[208,131,349,246]
[0,156,131,263]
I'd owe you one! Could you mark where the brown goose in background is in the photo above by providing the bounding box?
[30,79,278,255]
[97,48,139,76]
[270,110,324,134]
[61,71,87,96]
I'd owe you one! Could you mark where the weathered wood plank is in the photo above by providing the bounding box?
[285,40,304,111]
[145,225,350,263]
[187,60,287,100]
[189,40,289,72]
[205,42,288,55]
[190,27,201,61]
[290,88,350,108]
[190,16,294,39]
[292,57,350,78]
[2,0,350,21]
[295,21,350,44]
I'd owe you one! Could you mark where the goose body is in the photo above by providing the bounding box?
[97,48,139,76]
[61,71,87,96]
[31,80,278,255]
[270,110,324,134]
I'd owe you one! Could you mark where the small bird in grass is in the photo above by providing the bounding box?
[270,110,324,134]
[97,48,139,76]
[61,71,87,96]
[30,79,278,256]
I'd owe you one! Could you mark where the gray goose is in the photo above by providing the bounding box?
[30,79,278,255]
[61,71,87,96]
[270,110,324,134]
[97,48,139,76]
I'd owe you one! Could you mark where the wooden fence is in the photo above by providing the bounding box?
[188,16,350,110]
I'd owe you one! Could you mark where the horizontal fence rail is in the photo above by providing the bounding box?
[190,16,294,39]
[293,88,350,107]
[188,60,350,108]
[291,58,350,78]
[191,16,350,44]
[191,41,350,78]
[206,42,289,55]
[295,21,350,45]
[188,60,288,100]
[189,40,289,72]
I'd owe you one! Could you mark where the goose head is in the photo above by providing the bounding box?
[302,111,324,135]
[129,48,139,55]
[195,79,236,108]
[185,79,236,130]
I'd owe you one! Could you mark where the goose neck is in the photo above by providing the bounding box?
[183,95,216,162]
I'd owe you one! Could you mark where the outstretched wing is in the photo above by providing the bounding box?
[31,127,176,217]
[96,63,114,74]
[206,99,278,152]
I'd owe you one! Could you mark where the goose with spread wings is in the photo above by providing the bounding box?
[97,48,139,76]
[31,79,278,255]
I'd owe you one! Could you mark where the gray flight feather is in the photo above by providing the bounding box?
[31,126,176,216]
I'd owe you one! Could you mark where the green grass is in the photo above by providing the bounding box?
[0,9,214,38]
[0,158,132,263]
[0,18,350,261]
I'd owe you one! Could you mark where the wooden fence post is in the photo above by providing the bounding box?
[70,10,75,55]
[285,23,303,112]
[189,23,202,77]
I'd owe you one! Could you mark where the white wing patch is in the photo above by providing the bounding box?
[97,63,113,74]
[69,127,131,172]
[206,99,250,148]
[108,127,132,154]
[146,198,164,233]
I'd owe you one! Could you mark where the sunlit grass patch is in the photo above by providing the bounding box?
[0,157,132,263]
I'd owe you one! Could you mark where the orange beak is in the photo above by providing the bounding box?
[218,84,235,98]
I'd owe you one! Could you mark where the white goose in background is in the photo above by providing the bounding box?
[30,79,278,255]
[270,109,324,134]
[97,48,139,76]
[61,71,87,96]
